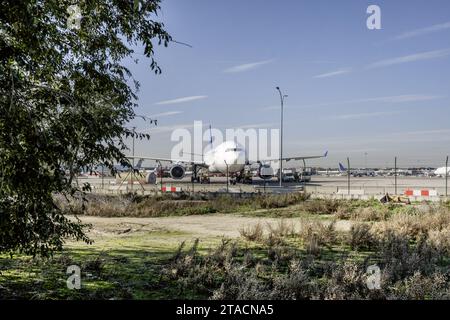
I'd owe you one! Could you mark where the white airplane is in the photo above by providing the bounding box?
[434,166,450,177]
[316,167,343,176]
[338,163,376,177]
[129,140,327,183]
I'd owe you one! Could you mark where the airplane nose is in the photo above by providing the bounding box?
[235,150,246,164]
[232,152,239,164]
[228,151,242,165]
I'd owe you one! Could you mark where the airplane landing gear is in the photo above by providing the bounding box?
[193,166,210,184]
[191,164,202,183]
[191,176,200,183]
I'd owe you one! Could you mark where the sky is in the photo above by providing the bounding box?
[124,0,450,168]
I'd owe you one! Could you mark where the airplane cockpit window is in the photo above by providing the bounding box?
[226,148,243,152]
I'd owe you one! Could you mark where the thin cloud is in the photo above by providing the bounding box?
[351,94,444,104]
[287,128,450,147]
[313,68,352,79]
[331,111,401,120]
[394,21,450,40]
[367,49,450,69]
[224,59,273,73]
[147,111,183,118]
[141,123,196,134]
[312,94,443,108]
[264,94,443,111]
[155,95,207,105]
[230,122,277,129]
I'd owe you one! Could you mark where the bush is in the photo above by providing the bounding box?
[269,259,316,299]
[300,199,340,215]
[379,233,442,283]
[427,227,450,255]
[351,207,391,222]
[240,223,264,242]
[324,261,369,300]
[298,220,337,255]
[266,220,295,239]
[348,223,377,251]
[388,272,450,300]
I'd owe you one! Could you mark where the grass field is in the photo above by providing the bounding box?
[2,194,450,299]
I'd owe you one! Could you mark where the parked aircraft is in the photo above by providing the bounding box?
[316,168,342,176]
[338,163,376,177]
[434,166,450,177]
[129,140,327,183]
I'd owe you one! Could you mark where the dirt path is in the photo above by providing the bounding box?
[76,214,353,239]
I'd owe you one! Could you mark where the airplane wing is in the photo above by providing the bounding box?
[257,151,328,163]
[127,156,207,167]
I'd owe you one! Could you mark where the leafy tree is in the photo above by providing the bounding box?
[0,0,171,256]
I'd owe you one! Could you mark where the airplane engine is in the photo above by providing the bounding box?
[169,165,186,179]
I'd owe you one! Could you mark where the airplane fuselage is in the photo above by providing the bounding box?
[434,166,450,177]
[204,141,247,174]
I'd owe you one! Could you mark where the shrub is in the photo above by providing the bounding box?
[266,220,295,239]
[301,199,340,215]
[351,207,391,222]
[240,223,264,242]
[324,261,368,300]
[298,220,337,255]
[379,233,441,283]
[388,272,450,300]
[269,259,315,299]
[348,223,377,251]
[427,227,450,255]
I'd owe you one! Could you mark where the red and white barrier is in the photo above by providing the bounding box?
[404,189,438,197]
[161,185,182,192]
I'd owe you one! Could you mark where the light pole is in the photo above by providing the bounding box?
[276,87,287,187]
[131,126,136,192]
[224,160,229,193]
[446,156,448,198]
[347,157,351,195]
[394,156,398,195]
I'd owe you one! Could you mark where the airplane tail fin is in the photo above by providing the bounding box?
[339,162,347,172]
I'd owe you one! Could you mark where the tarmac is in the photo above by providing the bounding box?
[78,175,450,201]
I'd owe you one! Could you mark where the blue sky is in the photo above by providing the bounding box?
[125,0,450,168]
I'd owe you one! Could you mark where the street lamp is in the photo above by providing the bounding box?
[276,87,288,187]
[224,160,229,193]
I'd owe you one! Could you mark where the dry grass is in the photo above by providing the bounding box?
[299,199,340,215]
[266,220,295,238]
[348,223,377,251]
[159,203,450,300]
[351,207,391,222]
[58,192,311,217]
[240,223,264,242]
[371,207,450,241]
[163,231,450,300]
[297,219,337,255]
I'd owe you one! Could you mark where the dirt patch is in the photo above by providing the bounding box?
[74,214,353,240]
